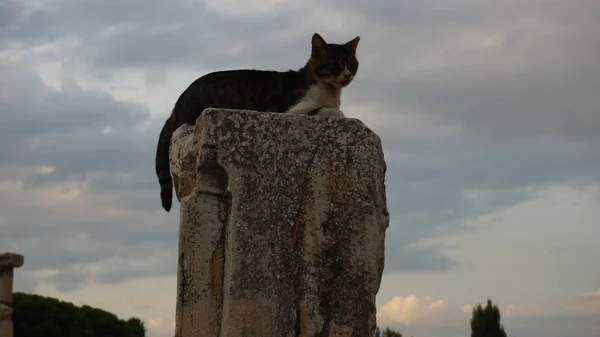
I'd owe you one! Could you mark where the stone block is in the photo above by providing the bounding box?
[171,109,389,337]
[0,254,23,268]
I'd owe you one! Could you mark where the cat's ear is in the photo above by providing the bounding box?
[345,36,360,54]
[311,33,328,57]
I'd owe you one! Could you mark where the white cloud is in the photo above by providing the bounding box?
[378,295,446,325]
[145,317,175,337]
[581,290,600,297]
[146,317,162,331]
[563,290,600,316]
[406,184,600,307]
[429,299,446,310]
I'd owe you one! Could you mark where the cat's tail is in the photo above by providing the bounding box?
[155,114,177,212]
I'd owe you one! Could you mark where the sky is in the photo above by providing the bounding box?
[1,0,599,336]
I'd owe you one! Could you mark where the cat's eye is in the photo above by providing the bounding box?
[318,63,341,75]
[348,61,358,71]
[328,64,342,72]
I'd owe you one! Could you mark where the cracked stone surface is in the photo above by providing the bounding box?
[171,108,389,337]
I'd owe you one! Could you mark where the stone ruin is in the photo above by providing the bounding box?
[170,108,389,337]
[0,252,24,337]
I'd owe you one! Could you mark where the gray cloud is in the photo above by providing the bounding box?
[1,0,202,45]
[2,0,307,74]
[0,58,176,290]
[3,212,177,291]
[93,253,176,285]
[386,244,459,273]
[46,266,92,292]
[13,271,39,294]
[0,62,160,195]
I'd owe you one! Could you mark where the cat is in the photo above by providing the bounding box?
[156,33,360,212]
[284,42,360,118]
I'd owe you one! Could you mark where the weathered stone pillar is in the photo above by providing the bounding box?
[0,253,24,337]
[170,109,389,337]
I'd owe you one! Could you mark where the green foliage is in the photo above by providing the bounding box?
[470,298,507,337]
[12,292,146,337]
[375,326,403,337]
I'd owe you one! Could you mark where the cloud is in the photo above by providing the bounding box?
[145,317,175,337]
[0,58,177,292]
[564,291,600,316]
[378,295,447,325]
[507,290,600,318]
[461,305,473,315]
[0,63,155,193]
[45,266,92,292]
[93,254,176,285]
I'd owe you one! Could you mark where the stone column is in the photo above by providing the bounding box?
[170,109,389,337]
[0,253,24,337]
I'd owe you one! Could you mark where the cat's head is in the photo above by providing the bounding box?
[308,33,360,88]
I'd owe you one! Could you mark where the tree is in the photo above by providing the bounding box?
[126,318,146,336]
[12,292,146,337]
[470,298,507,337]
[382,326,403,337]
[375,326,403,337]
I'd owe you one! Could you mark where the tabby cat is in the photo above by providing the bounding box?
[156,33,360,212]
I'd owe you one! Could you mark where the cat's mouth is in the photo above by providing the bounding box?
[334,78,353,88]
[322,78,352,88]
[339,78,352,87]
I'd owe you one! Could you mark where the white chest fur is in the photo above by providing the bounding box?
[285,84,344,117]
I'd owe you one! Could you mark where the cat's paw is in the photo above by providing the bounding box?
[316,107,345,118]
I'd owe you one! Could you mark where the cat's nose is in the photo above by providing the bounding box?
[342,71,352,80]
